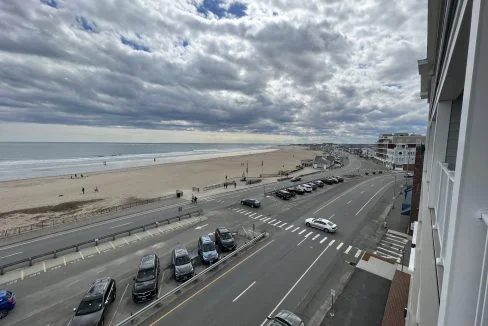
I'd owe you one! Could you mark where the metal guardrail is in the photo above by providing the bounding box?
[0,208,203,275]
[0,194,177,238]
[116,231,267,326]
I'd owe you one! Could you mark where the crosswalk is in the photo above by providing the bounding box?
[202,196,226,204]
[374,231,410,263]
[231,207,363,259]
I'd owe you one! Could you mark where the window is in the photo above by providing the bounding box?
[136,269,155,282]
[220,232,232,240]
[76,298,103,315]
[203,242,215,251]
[175,255,191,266]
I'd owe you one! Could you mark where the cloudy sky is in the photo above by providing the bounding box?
[0,0,427,144]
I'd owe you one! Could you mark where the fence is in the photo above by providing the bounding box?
[0,208,203,276]
[116,231,267,326]
[0,194,177,238]
[202,181,237,191]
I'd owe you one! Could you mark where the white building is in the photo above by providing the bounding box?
[407,0,488,326]
[374,133,425,170]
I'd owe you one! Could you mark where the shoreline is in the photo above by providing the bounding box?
[0,147,321,230]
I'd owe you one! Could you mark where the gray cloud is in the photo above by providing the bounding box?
[0,0,428,143]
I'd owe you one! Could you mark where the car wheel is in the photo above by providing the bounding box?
[241,201,244,205]
[99,319,104,326]
[306,222,310,227]
[324,228,329,233]
[0,310,8,319]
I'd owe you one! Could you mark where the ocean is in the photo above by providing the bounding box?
[0,142,275,181]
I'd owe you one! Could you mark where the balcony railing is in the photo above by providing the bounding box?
[432,161,454,263]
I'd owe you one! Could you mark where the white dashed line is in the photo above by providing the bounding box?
[336,242,344,250]
[272,220,282,226]
[268,219,277,224]
[320,237,328,244]
[291,227,300,233]
[354,249,362,258]
[329,240,336,246]
[285,225,294,231]
[329,213,336,220]
[346,200,352,205]
[255,214,263,220]
[79,251,84,259]
[304,232,313,238]
[298,229,306,235]
[249,213,256,218]
[312,234,320,241]
[345,245,352,254]
[233,281,256,303]
[262,217,271,222]
[297,238,307,246]
[278,222,287,228]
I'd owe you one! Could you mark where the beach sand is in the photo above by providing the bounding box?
[0,147,320,230]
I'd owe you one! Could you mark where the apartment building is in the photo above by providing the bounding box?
[374,133,425,170]
[407,0,488,326]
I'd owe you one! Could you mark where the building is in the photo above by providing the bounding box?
[374,133,425,170]
[407,1,488,326]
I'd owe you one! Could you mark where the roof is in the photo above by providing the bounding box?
[139,254,156,269]
[174,247,189,257]
[85,277,111,298]
[381,271,411,326]
[217,227,230,233]
[200,235,213,243]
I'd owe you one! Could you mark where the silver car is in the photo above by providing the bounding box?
[305,217,337,233]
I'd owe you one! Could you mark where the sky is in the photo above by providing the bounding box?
[0,0,428,144]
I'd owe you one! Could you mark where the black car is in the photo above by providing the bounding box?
[321,177,334,185]
[290,176,301,182]
[291,187,305,195]
[276,190,292,200]
[372,171,376,175]
[285,188,298,196]
[334,176,344,182]
[365,172,370,175]
[241,198,261,208]
[69,277,116,326]
[132,254,160,302]
[215,227,237,251]
[378,170,383,174]
[313,180,324,187]
[171,247,194,282]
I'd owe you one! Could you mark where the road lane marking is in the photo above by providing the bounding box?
[150,240,275,325]
[268,219,277,224]
[336,242,344,250]
[385,233,409,242]
[346,200,352,205]
[21,270,24,280]
[313,181,368,214]
[260,240,334,325]
[249,213,256,217]
[355,181,394,216]
[232,281,256,303]
[195,224,209,230]
[146,230,153,237]
[278,222,287,228]
[345,245,352,254]
[0,203,189,251]
[285,225,294,230]
[0,252,22,260]
[110,222,132,229]
[135,233,142,240]
[262,217,271,222]
[43,262,46,272]
[63,256,67,266]
[244,212,252,216]
[320,237,328,244]
[272,220,282,226]
[109,283,129,326]
[255,214,263,219]
[297,238,307,246]
[329,213,336,220]
[377,246,402,256]
[312,234,320,241]
[360,191,365,194]
[329,240,336,246]
[96,246,101,254]
[381,240,405,248]
[305,232,313,238]
[235,209,244,213]
[110,241,116,249]
[298,229,306,235]
[291,227,300,233]
[79,251,84,259]
[124,238,129,245]
[355,249,362,258]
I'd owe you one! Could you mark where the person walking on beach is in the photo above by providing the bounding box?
[82,187,85,195]
[194,196,198,204]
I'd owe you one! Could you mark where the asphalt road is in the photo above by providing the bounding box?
[0,155,394,326]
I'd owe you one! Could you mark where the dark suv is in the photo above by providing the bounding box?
[171,247,194,282]
[241,198,261,208]
[198,235,219,264]
[132,254,160,302]
[215,227,237,251]
[69,277,116,326]
[275,190,292,200]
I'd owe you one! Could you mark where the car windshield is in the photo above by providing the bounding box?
[175,255,191,266]
[220,232,232,240]
[136,268,155,282]
[203,242,215,251]
[76,297,103,315]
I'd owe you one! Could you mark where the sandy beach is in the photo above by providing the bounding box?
[0,147,320,230]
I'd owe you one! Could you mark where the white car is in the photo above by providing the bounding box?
[305,218,337,233]
[299,185,312,192]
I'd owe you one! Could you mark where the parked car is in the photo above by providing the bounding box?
[299,185,312,192]
[0,290,16,319]
[372,171,377,175]
[215,227,236,251]
[330,177,339,184]
[69,277,116,326]
[276,190,292,200]
[405,172,414,178]
[313,180,324,187]
[304,183,317,190]
[171,247,194,282]
[132,254,160,302]
[305,217,337,233]
[291,187,305,195]
[241,198,261,208]
[334,176,344,182]
[365,172,370,175]
[264,310,305,326]
[198,235,219,264]
[290,176,302,182]
[378,170,383,174]
[284,188,297,197]
[321,177,334,185]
